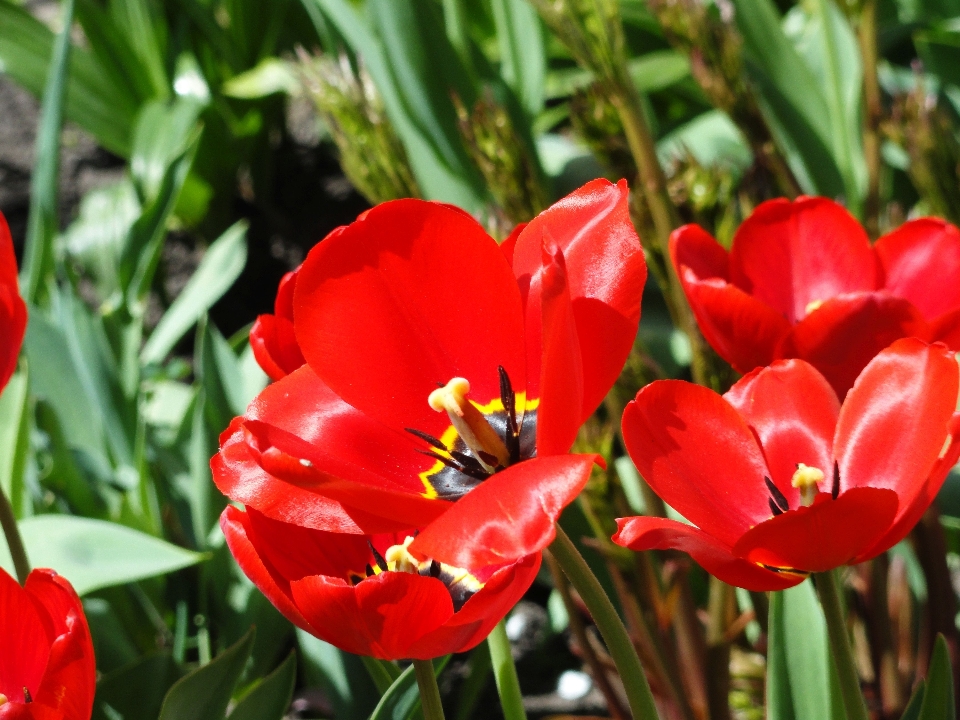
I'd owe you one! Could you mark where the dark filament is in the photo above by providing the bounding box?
[368,540,388,572]
[24,688,32,704]
[429,560,441,578]
[765,476,789,512]
[405,428,446,451]
[365,564,376,577]
[415,448,489,481]
[498,365,521,464]
[832,461,840,500]
[768,498,784,517]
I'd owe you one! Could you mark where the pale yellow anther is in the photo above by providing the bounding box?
[791,463,824,506]
[805,299,824,316]
[428,377,510,471]
[385,536,420,574]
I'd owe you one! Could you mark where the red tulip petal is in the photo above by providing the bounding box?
[410,454,597,568]
[294,200,526,440]
[512,179,646,422]
[499,223,527,266]
[621,381,772,546]
[777,293,928,398]
[671,225,789,373]
[220,507,316,633]
[249,315,305,381]
[0,568,49,704]
[732,487,898,573]
[26,572,95,720]
[875,218,960,320]
[854,412,960,561]
[533,244,584,456]
[291,571,455,660]
[723,360,839,509]
[0,704,64,720]
[408,554,541,659]
[274,268,299,320]
[728,197,878,323]
[0,213,26,392]
[835,338,960,524]
[612,517,803,591]
[929,308,960,349]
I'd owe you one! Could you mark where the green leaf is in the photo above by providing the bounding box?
[903,681,927,720]
[767,580,846,720]
[141,221,248,365]
[222,58,299,98]
[0,367,31,514]
[370,656,451,720]
[363,656,403,694]
[159,629,255,720]
[0,515,205,595]
[628,51,692,94]
[229,653,297,720]
[918,634,956,720]
[915,30,960,88]
[131,99,206,204]
[21,0,75,303]
[0,0,135,155]
[490,0,545,118]
[297,630,380,720]
[657,110,753,174]
[93,653,182,720]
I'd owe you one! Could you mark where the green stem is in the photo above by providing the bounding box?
[549,524,661,720]
[815,570,870,720]
[413,659,446,720]
[487,620,528,720]
[0,484,29,584]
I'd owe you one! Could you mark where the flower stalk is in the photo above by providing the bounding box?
[815,570,870,720]
[413,659,447,720]
[0,484,29,584]
[549,523,661,720]
[487,620,528,720]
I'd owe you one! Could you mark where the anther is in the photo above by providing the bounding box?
[385,536,420,574]
[428,377,510,471]
[832,462,840,500]
[368,540,388,572]
[769,498,784,517]
[764,476,789,512]
[365,564,376,577]
[498,366,521,463]
[791,463,825,507]
[23,688,31,704]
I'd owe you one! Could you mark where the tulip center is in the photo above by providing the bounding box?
[350,536,483,611]
[791,463,824,506]
[407,366,537,500]
[429,378,511,472]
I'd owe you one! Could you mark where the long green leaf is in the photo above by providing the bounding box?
[93,653,182,720]
[0,0,135,155]
[228,652,297,720]
[141,221,248,365]
[0,515,205,595]
[0,368,30,515]
[490,0,545,118]
[297,630,380,720]
[21,0,75,303]
[918,634,956,720]
[158,629,254,720]
[767,580,846,720]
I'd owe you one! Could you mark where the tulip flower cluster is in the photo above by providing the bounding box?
[215,185,960,675]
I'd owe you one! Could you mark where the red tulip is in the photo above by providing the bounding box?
[250,267,306,381]
[213,179,647,568]
[0,568,95,720]
[220,505,540,660]
[671,196,960,395]
[0,212,27,393]
[613,338,960,591]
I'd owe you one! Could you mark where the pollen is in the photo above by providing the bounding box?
[428,377,510,471]
[791,463,824,506]
[385,536,420,574]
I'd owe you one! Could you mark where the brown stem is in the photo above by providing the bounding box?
[859,0,882,239]
[705,577,732,720]
[672,570,710,720]
[866,555,905,719]
[545,551,630,720]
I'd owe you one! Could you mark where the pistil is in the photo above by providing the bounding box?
[429,378,510,471]
[791,463,825,506]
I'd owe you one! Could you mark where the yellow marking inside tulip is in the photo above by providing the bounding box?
[429,378,510,470]
[805,299,824,315]
[382,536,482,596]
[791,463,824,506]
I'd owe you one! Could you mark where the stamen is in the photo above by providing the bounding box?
[768,498,784,517]
[23,689,31,704]
[385,536,420,574]
[405,428,447,451]
[368,540,388,572]
[415,448,488,481]
[791,463,824,507]
[832,462,840,500]
[365,564,376,577]
[498,366,521,463]
[764,476,789,512]
[428,377,510,471]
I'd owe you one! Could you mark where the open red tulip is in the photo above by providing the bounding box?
[613,338,960,591]
[213,179,647,569]
[221,505,540,660]
[0,568,95,720]
[0,212,27,393]
[671,196,960,396]
[250,266,306,381]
